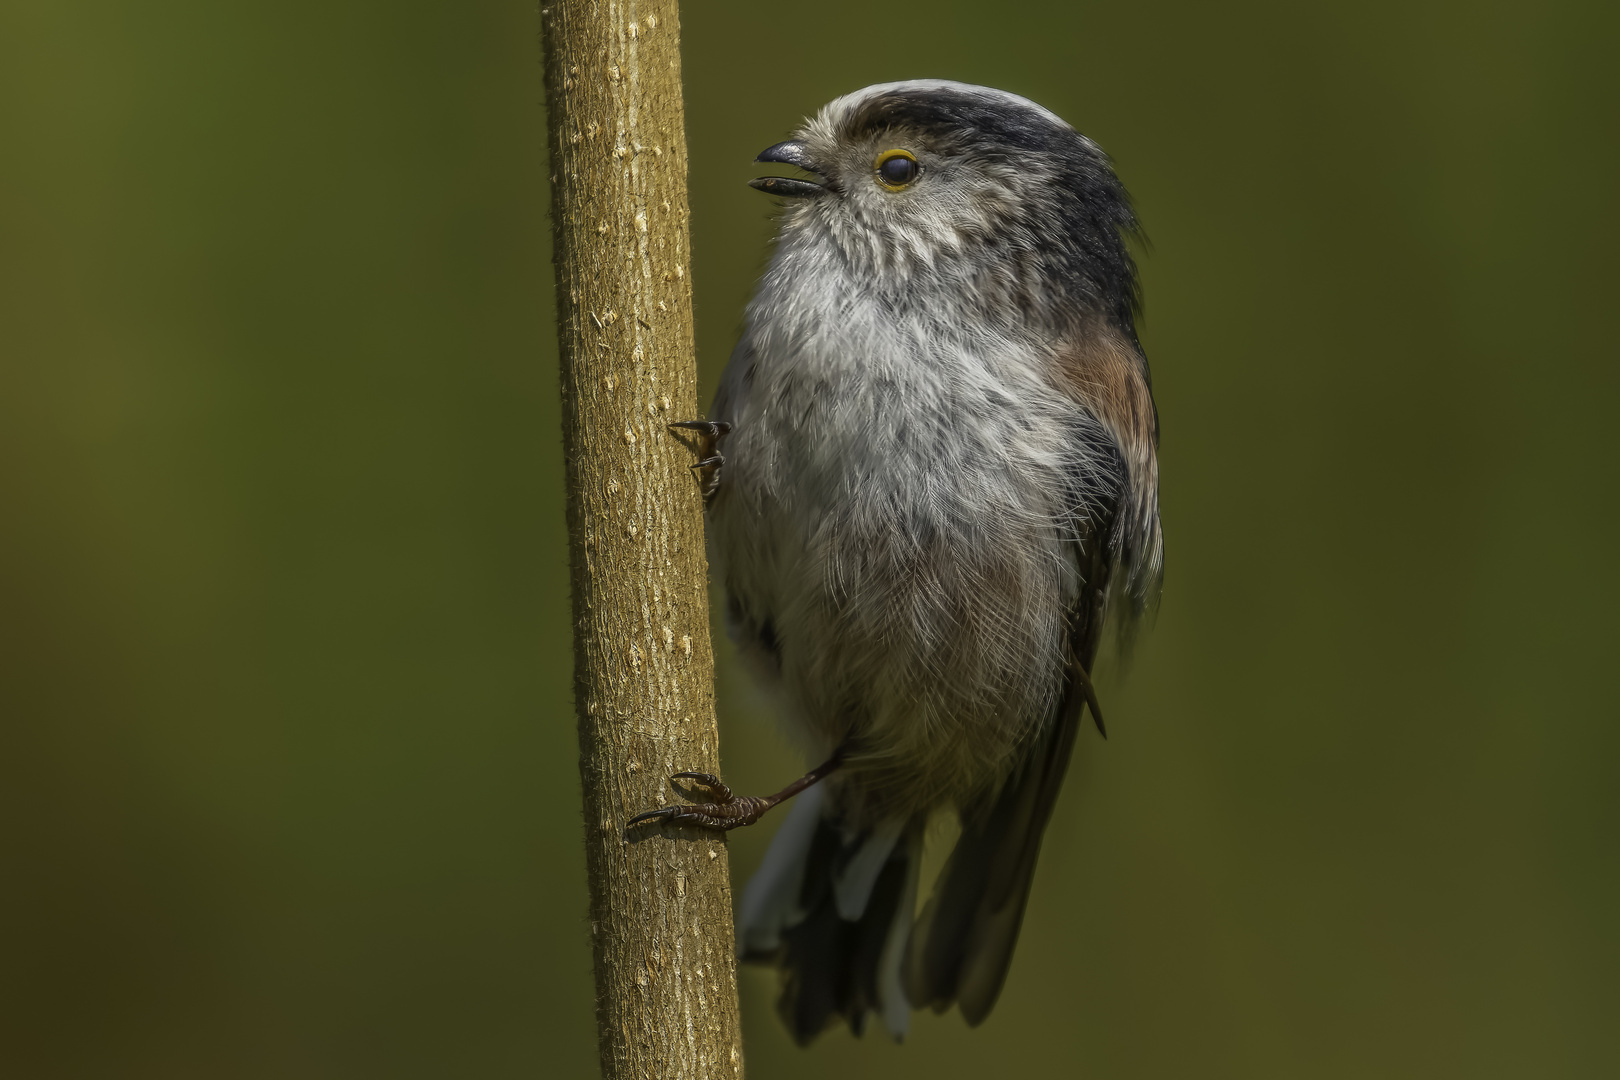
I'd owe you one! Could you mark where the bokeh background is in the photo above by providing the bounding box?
[4,0,1616,1076]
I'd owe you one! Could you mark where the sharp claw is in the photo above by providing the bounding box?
[626,806,677,827]
[627,802,748,831]
[626,770,771,830]
[668,420,732,437]
[669,422,729,503]
[671,771,733,800]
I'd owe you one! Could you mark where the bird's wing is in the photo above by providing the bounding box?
[903,325,1160,1024]
[901,516,1111,1024]
[1051,322,1163,617]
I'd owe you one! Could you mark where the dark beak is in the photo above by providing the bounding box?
[749,140,826,198]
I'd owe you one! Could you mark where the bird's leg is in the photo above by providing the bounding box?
[628,752,843,831]
[668,420,730,500]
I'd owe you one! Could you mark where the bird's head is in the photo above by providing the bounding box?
[750,80,1141,338]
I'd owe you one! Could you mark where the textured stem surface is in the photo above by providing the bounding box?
[540,3,743,1077]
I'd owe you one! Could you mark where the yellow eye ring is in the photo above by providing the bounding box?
[874,148,920,190]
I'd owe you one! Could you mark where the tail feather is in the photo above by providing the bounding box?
[877,832,923,1038]
[833,817,904,920]
[904,699,1083,1025]
[738,784,826,956]
[740,796,920,1044]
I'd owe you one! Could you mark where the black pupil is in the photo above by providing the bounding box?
[880,155,916,185]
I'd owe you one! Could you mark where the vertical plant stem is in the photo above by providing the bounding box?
[540,2,743,1077]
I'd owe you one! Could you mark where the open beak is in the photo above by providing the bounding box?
[749,140,826,198]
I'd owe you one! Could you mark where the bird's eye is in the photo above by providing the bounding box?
[874,149,919,190]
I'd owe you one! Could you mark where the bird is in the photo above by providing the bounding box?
[630,80,1162,1044]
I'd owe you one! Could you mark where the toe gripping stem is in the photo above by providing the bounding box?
[668,420,730,501]
[626,753,844,833]
[668,420,731,439]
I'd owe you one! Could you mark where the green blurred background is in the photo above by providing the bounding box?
[3,0,1616,1076]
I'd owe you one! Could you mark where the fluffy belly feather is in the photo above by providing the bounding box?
[710,334,1092,823]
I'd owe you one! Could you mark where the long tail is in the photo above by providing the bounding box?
[903,698,1083,1026]
[738,784,922,1044]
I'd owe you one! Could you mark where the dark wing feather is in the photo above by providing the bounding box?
[903,501,1115,1025]
[900,328,1159,1023]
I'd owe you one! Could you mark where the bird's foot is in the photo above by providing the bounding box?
[668,420,729,500]
[688,453,725,474]
[628,772,772,831]
[668,420,731,439]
